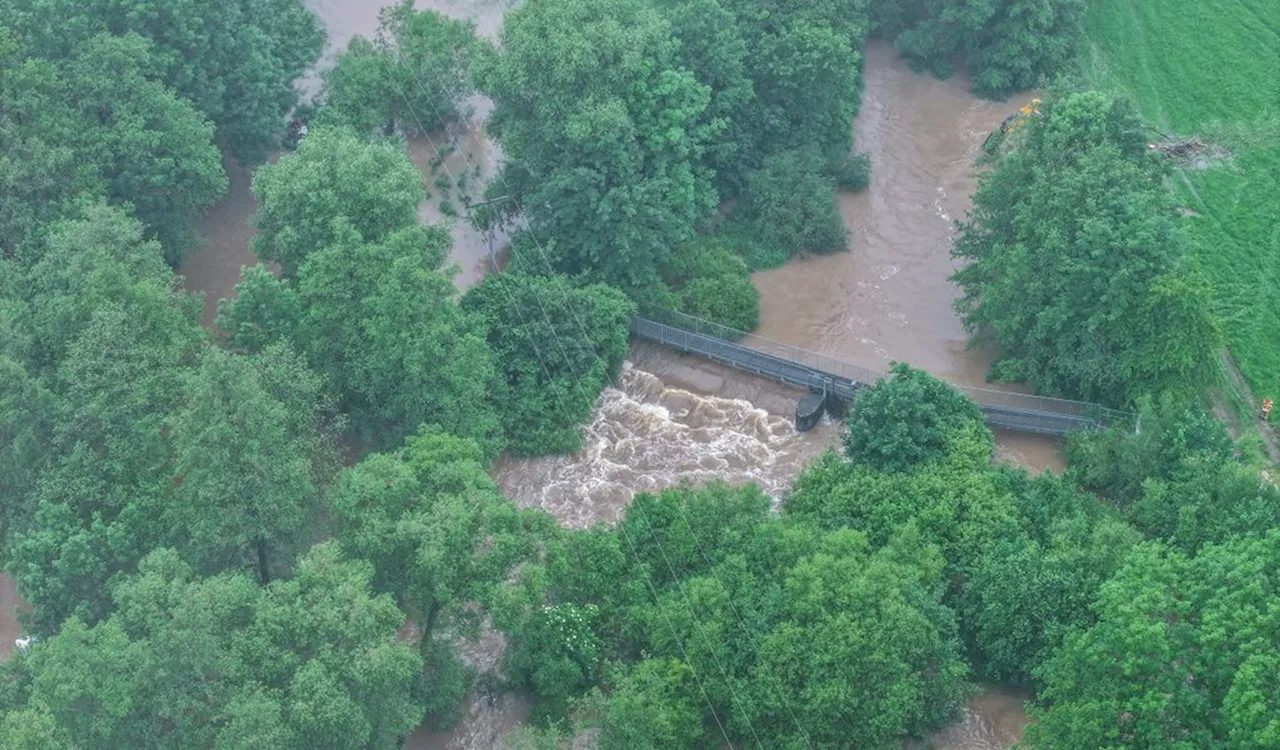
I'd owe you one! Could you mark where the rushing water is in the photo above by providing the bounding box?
[95,2,1045,747]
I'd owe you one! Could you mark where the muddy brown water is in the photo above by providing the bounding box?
[3,2,1040,747]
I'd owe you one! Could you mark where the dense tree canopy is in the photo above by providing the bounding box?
[842,363,989,472]
[477,0,717,299]
[1,0,324,162]
[0,1,1269,747]
[953,92,1220,404]
[654,0,756,190]
[499,484,971,747]
[961,475,1140,681]
[2,206,206,632]
[251,126,426,277]
[166,346,328,584]
[0,31,226,262]
[720,0,870,160]
[1028,533,1280,748]
[294,225,503,452]
[664,239,761,331]
[331,427,547,727]
[880,0,1086,99]
[320,2,480,136]
[463,273,635,456]
[1067,397,1280,554]
[739,147,849,261]
[0,545,423,749]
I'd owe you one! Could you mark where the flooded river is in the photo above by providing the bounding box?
[179,3,1043,748]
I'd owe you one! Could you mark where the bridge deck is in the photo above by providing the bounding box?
[630,314,1126,436]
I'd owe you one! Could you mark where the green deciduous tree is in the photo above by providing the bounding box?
[739,147,849,262]
[478,0,717,299]
[962,495,1139,681]
[894,0,1086,99]
[295,225,503,452]
[462,273,635,456]
[167,347,328,583]
[9,297,201,633]
[2,0,324,162]
[790,428,1020,582]
[0,30,92,258]
[19,203,186,373]
[843,362,989,472]
[505,484,969,747]
[4,206,205,632]
[331,428,544,726]
[748,526,969,747]
[0,356,53,553]
[655,0,756,190]
[1063,396,1278,553]
[1028,533,1280,749]
[720,0,870,160]
[320,1,479,136]
[1067,395,1234,504]
[64,34,227,259]
[0,545,423,749]
[215,264,303,353]
[0,32,226,263]
[597,659,709,749]
[952,92,1219,404]
[666,240,761,331]
[251,126,425,276]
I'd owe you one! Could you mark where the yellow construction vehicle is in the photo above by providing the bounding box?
[1000,98,1042,135]
[982,98,1042,153]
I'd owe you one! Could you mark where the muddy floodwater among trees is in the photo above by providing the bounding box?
[169,3,1047,748]
[7,0,1272,746]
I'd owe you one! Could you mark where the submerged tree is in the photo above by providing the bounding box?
[321,1,480,136]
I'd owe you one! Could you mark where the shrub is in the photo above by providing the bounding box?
[830,151,871,190]
[843,362,989,471]
[666,240,760,332]
[740,148,848,260]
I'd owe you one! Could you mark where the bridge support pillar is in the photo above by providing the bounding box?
[795,392,826,432]
[824,394,848,419]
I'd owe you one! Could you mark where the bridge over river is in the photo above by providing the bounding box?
[631,311,1130,436]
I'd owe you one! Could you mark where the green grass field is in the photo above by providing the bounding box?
[1084,0,1280,400]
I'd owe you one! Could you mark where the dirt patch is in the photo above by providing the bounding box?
[1217,348,1280,464]
[1150,137,1231,169]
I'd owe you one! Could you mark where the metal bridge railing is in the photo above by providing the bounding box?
[636,309,1131,426]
